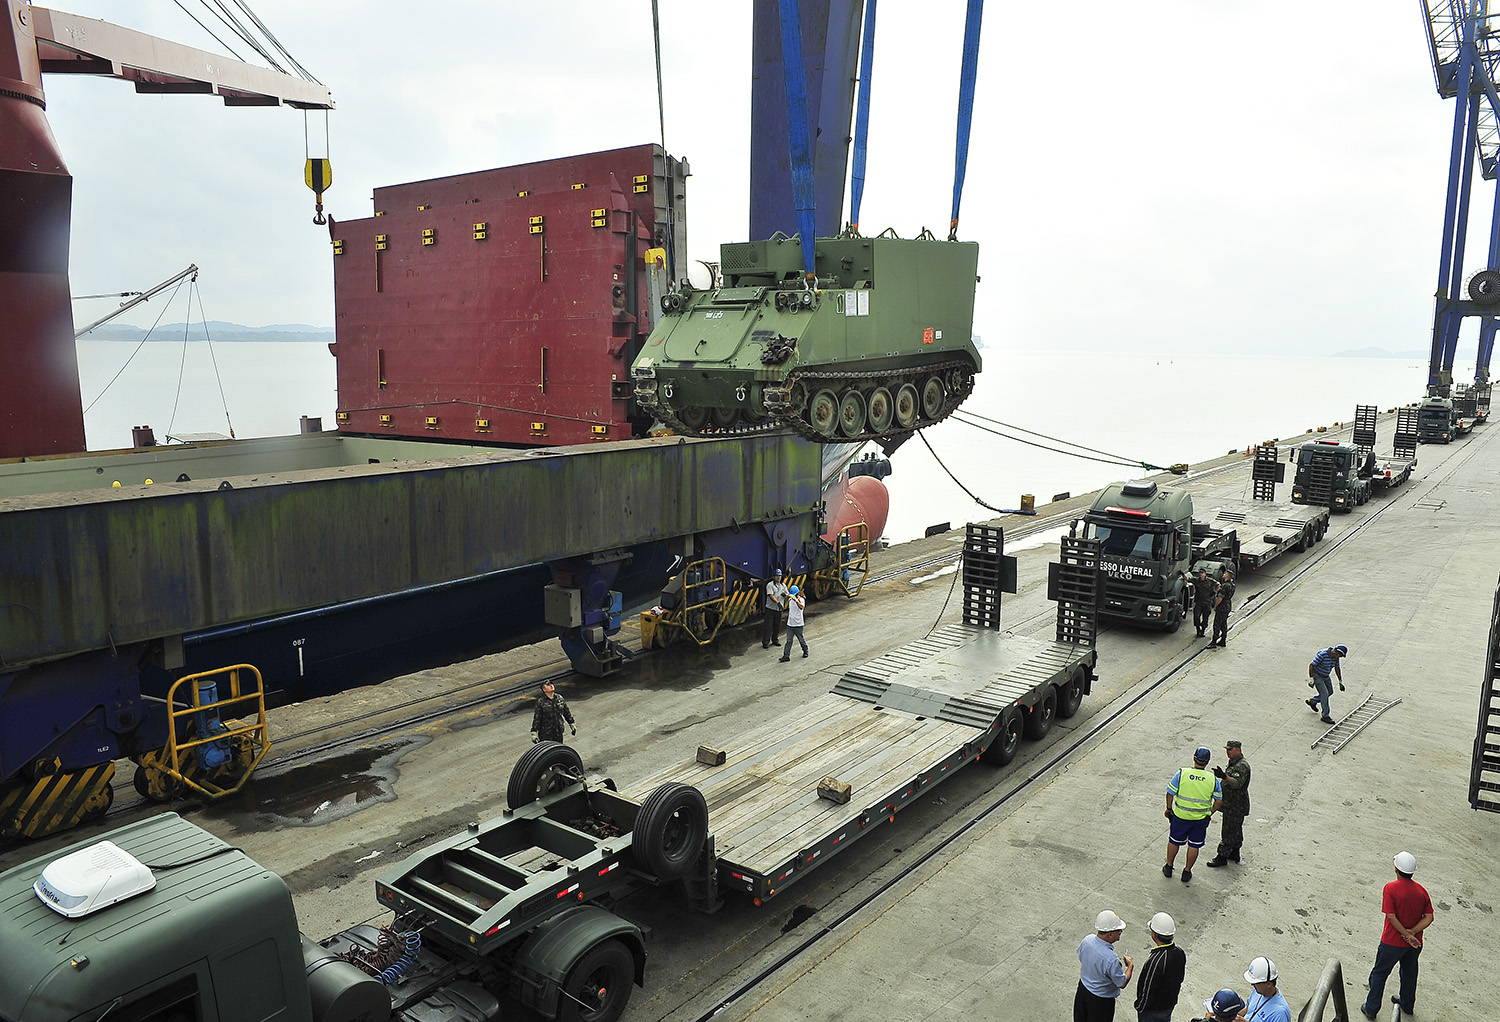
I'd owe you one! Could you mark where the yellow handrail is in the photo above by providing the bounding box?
[160,664,271,799]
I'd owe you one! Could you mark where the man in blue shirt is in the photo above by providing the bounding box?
[1305,644,1348,725]
[1075,910,1134,1022]
[1243,956,1291,1022]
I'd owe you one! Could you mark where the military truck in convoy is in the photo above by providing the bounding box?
[1416,396,1471,443]
[0,526,1101,1022]
[1079,480,1329,629]
[1290,439,1374,510]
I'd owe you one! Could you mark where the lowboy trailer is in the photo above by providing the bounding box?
[0,526,1100,1022]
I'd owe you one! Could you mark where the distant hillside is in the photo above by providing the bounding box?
[1333,346,1427,359]
[82,321,333,342]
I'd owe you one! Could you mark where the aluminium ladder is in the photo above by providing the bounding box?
[1312,693,1403,753]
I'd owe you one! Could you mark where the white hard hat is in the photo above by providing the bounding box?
[1244,956,1278,984]
[1148,911,1176,937]
[1094,910,1126,932]
[1394,851,1417,875]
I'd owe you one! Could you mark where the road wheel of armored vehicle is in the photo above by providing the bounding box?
[635,782,709,880]
[837,390,867,438]
[677,406,708,432]
[710,407,739,430]
[507,742,584,808]
[559,938,634,1022]
[894,383,920,429]
[1024,687,1058,740]
[867,387,895,434]
[808,389,840,437]
[983,709,1024,766]
[921,376,946,420]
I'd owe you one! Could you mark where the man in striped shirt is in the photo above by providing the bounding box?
[1306,644,1348,725]
[1132,912,1185,1022]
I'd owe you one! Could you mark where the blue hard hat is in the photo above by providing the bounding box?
[774,568,783,576]
[1208,989,1245,1018]
[1194,746,1211,763]
[788,585,799,595]
[1334,644,1348,656]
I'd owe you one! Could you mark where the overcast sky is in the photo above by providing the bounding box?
[37,1,1490,358]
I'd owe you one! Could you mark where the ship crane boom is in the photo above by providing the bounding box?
[26,4,333,109]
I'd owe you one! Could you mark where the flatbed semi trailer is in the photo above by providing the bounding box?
[0,526,1101,1022]
[1193,500,1331,572]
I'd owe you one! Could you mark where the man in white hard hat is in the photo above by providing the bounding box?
[1359,851,1434,1019]
[1132,912,1184,1022]
[1242,956,1290,1022]
[1075,910,1134,1022]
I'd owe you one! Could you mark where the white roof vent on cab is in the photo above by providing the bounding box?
[33,840,156,918]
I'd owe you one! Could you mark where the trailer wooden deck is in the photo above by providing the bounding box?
[626,624,1092,892]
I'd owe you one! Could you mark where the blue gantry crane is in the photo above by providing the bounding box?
[1420,0,1500,410]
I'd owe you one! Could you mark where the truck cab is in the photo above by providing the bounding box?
[1079,480,1192,629]
[1291,439,1370,511]
[1417,397,1457,443]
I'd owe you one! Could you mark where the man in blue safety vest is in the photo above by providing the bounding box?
[1162,746,1222,884]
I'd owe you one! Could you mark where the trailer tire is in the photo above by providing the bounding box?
[1056,673,1085,720]
[1024,687,1057,740]
[559,938,635,1022]
[983,709,1024,766]
[635,782,709,880]
[508,742,584,808]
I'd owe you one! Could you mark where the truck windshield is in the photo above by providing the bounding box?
[1086,522,1165,559]
[1298,449,1351,470]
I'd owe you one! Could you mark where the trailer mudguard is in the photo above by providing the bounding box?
[509,905,646,1018]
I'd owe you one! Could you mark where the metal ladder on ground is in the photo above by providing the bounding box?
[1468,573,1500,812]
[1311,693,1403,753]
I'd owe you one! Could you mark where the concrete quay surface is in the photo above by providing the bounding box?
[1,412,1494,1022]
[713,431,1500,1022]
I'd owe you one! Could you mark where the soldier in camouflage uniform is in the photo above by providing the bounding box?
[1207,740,1251,866]
[1191,568,1219,637]
[530,681,576,744]
[1209,569,1235,647]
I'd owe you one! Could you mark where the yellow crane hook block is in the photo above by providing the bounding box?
[305,158,333,224]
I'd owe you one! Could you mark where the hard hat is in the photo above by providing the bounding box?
[1094,910,1126,932]
[788,585,799,595]
[1334,644,1349,656]
[1148,911,1175,937]
[774,568,783,576]
[1244,956,1278,984]
[1207,989,1246,1018]
[1194,746,1212,764]
[1394,850,1417,875]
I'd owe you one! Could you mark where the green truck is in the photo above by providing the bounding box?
[1080,480,1329,629]
[1290,439,1373,510]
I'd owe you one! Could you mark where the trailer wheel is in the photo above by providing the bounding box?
[1056,673,1085,720]
[635,782,709,880]
[559,938,634,1022]
[983,709,1024,766]
[1023,687,1057,740]
[508,742,584,808]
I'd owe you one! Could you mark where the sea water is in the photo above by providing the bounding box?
[75,341,1430,544]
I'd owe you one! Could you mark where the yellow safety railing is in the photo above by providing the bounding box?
[650,557,733,646]
[811,521,870,599]
[160,664,271,799]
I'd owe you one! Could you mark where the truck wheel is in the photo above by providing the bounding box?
[1023,688,1057,740]
[559,938,634,1022]
[1056,674,1084,720]
[507,742,584,808]
[982,710,1024,766]
[635,782,709,880]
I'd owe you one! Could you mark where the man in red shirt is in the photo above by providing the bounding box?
[1359,850,1434,1019]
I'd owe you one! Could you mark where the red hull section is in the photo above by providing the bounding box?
[332,145,687,446]
[0,1,85,459]
[823,473,890,544]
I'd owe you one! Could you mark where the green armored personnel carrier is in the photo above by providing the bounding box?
[631,233,981,443]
